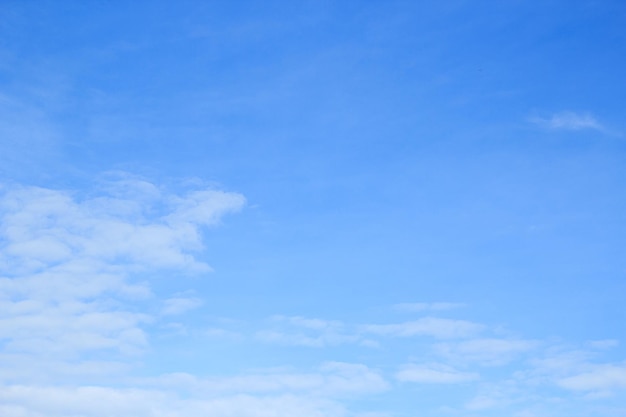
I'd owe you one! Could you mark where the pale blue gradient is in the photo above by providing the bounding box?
[1,1,625,416]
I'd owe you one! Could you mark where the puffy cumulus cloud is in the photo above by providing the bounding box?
[396,363,479,384]
[0,176,245,274]
[0,176,245,377]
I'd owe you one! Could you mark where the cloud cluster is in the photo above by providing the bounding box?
[203,311,626,414]
[0,361,389,417]
[1,177,625,416]
[0,176,245,381]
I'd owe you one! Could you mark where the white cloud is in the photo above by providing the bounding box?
[361,317,484,339]
[255,315,484,347]
[0,177,245,274]
[256,316,360,348]
[162,296,203,316]
[0,177,245,378]
[558,363,626,393]
[435,338,539,366]
[0,362,385,417]
[588,339,619,350]
[464,394,499,410]
[396,363,479,384]
[151,362,389,397]
[0,385,349,417]
[272,315,344,331]
[256,330,358,348]
[518,346,626,400]
[530,111,604,131]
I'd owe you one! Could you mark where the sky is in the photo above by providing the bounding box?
[0,0,625,416]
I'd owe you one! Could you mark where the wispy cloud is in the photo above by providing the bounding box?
[396,363,479,384]
[361,317,484,339]
[162,295,204,316]
[588,339,619,350]
[148,362,389,397]
[435,338,539,366]
[530,111,605,131]
[256,316,360,348]
[557,363,626,394]
[254,315,484,347]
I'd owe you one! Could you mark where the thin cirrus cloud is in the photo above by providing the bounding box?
[253,315,484,348]
[434,338,540,366]
[161,295,204,316]
[147,361,390,397]
[530,111,605,131]
[557,364,626,393]
[360,317,484,339]
[255,316,360,348]
[396,363,479,384]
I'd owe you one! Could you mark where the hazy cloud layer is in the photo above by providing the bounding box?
[1,178,625,416]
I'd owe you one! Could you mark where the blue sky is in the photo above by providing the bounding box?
[1,1,626,416]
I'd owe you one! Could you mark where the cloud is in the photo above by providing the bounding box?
[519,346,626,400]
[149,362,389,398]
[588,339,619,350]
[0,176,245,274]
[530,111,604,131]
[435,338,539,366]
[0,385,349,417]
[0,362,387,417]
[0,176,245,379]
[253,315,484,347]
[558,364,626,393]
[256,316,359,348]
[162,296,203,316]
[361,317,484,339]
[273,315,345,331]
[396,363,479,384]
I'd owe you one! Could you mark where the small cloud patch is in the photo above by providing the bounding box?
[530,111,604,131]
